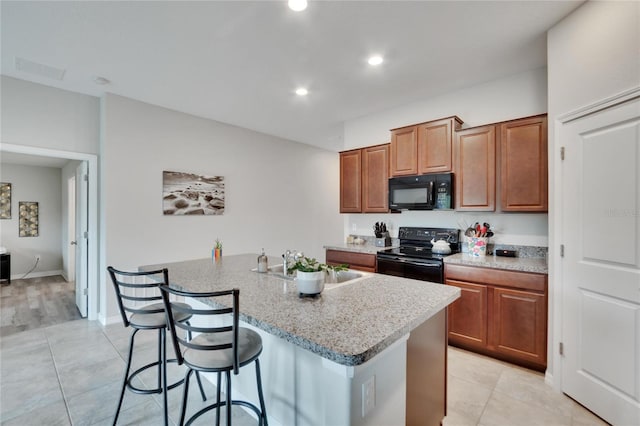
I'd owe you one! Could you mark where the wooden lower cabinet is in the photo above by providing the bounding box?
[446,280,488,349]
[445,264,547,371]
[492,287,547,366]
[325,249,376,273]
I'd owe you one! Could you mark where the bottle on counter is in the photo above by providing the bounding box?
[257,249,268,273]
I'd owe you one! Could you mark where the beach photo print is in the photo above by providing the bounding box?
[162,170,225,215]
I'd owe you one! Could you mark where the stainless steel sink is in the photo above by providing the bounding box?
[250,264,293,280]
[251,264,372,288]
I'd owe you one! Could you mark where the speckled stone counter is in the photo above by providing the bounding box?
[141,254,459,366]
[323,242,398,254]
[444,253,548,274]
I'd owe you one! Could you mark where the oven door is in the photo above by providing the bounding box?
[376,256,444,283]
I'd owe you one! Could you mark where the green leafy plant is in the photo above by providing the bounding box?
[287,257,348,274]
[214,238,222,249]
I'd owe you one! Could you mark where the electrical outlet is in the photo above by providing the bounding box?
[361,375,375,417]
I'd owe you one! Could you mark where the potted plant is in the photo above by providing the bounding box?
[288,257,348,295]
[213,238,222,260]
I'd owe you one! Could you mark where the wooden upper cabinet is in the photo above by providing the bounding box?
[391,117,462,177]
[340,144,389,213]
[340,149,362,213]
[418,117,462,174]
[500,115,548,212]
[390,126,418,176]
[362,144,389,212]
[455,125,496,211]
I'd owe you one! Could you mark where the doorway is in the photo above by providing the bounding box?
[0,143,98,321]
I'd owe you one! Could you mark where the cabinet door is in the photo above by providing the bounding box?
[491,287,547,367]
[418,118,458,174]
[455,125,496,211]
[446,279,488,349]
[340,149,362,213]
[390,126,418,176]
[362,144,389,212]
[500,115,548,211]
[326,249,376,272]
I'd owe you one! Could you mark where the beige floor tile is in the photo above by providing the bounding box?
[448,374,493,424]
[570,400,610,426]
[493,365,574,420]
[447,347,505,390]
[480,389,572,426]
[443,409,481,426]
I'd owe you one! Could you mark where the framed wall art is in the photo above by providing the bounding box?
[0,183,11,219]
[162,171,225,215]
[19,201,39,237]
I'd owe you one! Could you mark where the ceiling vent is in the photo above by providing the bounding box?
[15,57,66,81]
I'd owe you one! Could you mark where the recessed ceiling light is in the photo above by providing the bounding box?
[295,87,308,96]
[93,76,110,85]
[368,55,384,66]
[288,0,307,12]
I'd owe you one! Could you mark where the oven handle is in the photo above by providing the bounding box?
[377,256,442,268]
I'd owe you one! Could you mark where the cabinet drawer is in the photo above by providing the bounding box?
[326,249,376,272]
[445,264,546,292]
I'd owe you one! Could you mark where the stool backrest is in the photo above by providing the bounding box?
[107,266,168,328]
[159,285,241,374]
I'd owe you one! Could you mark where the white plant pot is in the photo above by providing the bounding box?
[296,270,325,295]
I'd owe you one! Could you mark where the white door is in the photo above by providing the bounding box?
[560,95,640,425]
[67,176,76,283]
[75,162,89,317]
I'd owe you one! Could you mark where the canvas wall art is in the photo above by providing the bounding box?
[163,171,225,215]
[19,201,39,237]
[0,183,11,219]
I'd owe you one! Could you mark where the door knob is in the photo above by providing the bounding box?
[70,241,77,245]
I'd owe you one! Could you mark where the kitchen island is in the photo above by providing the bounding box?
[141,254,460,426]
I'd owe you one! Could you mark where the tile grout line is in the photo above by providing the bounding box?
[44,325,74,426]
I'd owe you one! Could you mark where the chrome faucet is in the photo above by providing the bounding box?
[282,250,304,276]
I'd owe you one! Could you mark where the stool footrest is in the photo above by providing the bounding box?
[186,399,264,426]
[127,358,184,395]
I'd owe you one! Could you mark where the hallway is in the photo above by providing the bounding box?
[0,275,81,337]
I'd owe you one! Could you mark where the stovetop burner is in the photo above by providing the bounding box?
[377,227,460,261]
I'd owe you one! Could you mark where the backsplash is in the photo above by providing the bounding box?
[488,244,548,259]
[349,234,547,259]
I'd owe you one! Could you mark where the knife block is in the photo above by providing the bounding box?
[375,233,392,247]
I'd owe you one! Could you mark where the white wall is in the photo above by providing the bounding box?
[0,76,100,154]
[547,0,640,386]
[344,67,547,150]
[0,163,63,277]
[342,68,549,246]
[100,94,343,322]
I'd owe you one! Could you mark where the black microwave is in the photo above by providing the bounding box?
[388,173,453,210]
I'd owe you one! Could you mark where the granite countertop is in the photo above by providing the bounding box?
[141,254,459,366]
[323,242,398,254]
[444,253,548,274]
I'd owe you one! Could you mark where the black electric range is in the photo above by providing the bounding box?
[377,227,460,283]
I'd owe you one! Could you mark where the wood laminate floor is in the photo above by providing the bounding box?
[0,275,82,337]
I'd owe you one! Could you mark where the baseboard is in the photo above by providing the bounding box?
[10,270,64,280]
[99,314,121,326]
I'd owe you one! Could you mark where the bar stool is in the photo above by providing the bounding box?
[159,285,268,426]
[108,266,207,426]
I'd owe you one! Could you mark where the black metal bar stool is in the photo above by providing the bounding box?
[160,285,268,426]
[108,266,207,425]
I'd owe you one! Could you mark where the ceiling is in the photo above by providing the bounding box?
[1,1,583,152]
